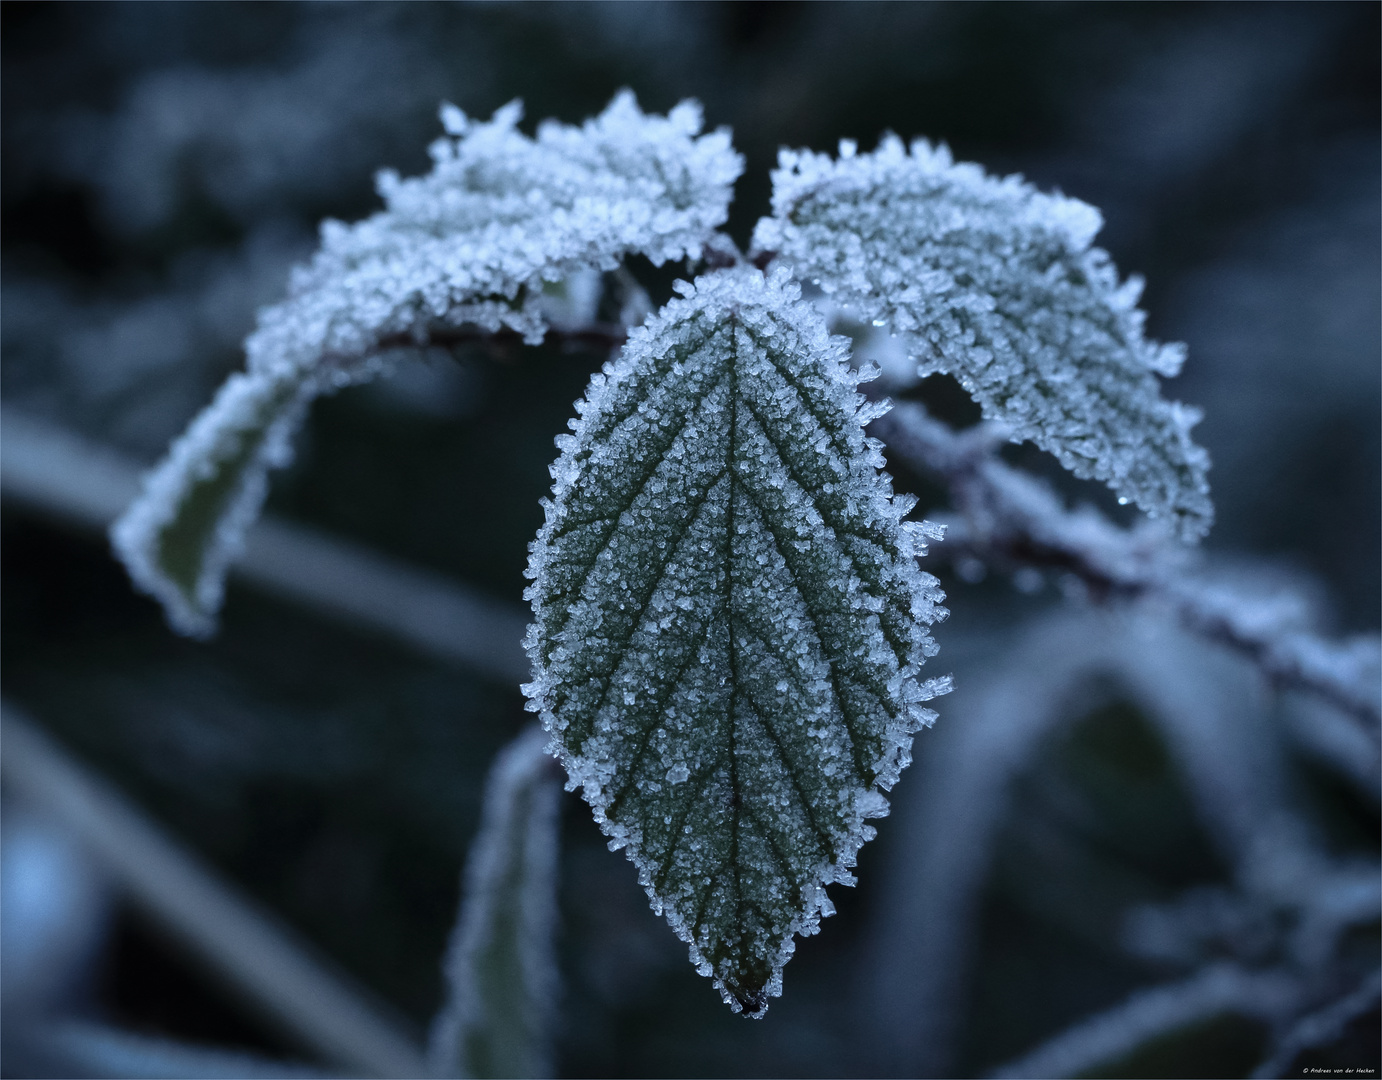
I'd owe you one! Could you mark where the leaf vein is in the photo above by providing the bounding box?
[605,618,721,820]
[739,394,911,672]
[733,471,879,784]
[733,669,837,859]
[545,370,730,630]
[556,465,731,728]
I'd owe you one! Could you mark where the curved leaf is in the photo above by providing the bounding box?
[753,137,1213,541]
[110,368,310,637]
[112,92,743,636]
[523,267,949,1015]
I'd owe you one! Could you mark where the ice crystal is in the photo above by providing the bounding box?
[111,92,742,635]
[522,266,949,1015]
[753,136,1213,541]
[261,89,741,365]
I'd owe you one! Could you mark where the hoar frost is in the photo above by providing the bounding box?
[522,267,949,1015]
[112,92,742,635]
[109,92,1223,1022]
[753,136,1213,541]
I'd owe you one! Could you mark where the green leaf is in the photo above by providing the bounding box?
[523,267,949,1015]
[111,92,743,637]
[754,137,1213,541]
[110,369,309,637]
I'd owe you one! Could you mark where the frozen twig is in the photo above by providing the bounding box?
[1250,968,1382,1080]
[987,963,1301,1079]
[367,321,629,361]
[20,1020,331,1080]
[0,703,427,1079]
[0,408,530,684]
[873,401,1382,728]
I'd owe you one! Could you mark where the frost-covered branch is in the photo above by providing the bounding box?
[87,81,1378,1041]
[1,408,531,684]
[368,320,630,360]
[1250,969,1382,1080]
[873,401,1382,727]
[986,963,1301,1079]
[0,704,426,1078]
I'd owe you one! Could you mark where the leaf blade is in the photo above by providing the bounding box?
[753,137,1213,540]
[110,370,307,637]
[524,267,947,1015]
[112,92,743,636]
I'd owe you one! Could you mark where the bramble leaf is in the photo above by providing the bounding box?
[522,267,949,1015]
[109,369,310,636]
[754,137,1213,541]
[111,92,743,635]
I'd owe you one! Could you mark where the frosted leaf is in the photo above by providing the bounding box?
[110,368,310,637]
[430,726,561,1080]
[112,91,743,635]
[523,266,948,1016]
[754,137,1213,541]
[259,89,742,368]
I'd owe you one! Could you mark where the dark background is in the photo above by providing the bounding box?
[3,4,1378,1077]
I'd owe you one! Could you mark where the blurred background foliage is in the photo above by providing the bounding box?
[2,3,1377,1077]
